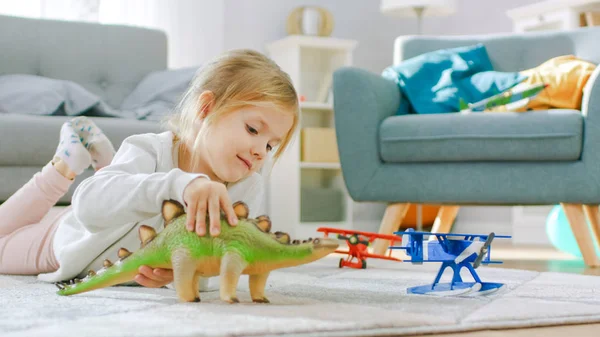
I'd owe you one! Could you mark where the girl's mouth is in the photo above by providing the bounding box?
[237,156,251,170]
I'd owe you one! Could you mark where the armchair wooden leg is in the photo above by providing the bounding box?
[582,204,600,255]
[431,206,460,234]
[428,206,460,241]
[372,203,410,255]
[560,203,600,267]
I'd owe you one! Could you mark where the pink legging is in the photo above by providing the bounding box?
[0,162,72,275]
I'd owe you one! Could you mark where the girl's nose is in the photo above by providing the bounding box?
[252,144,266,159]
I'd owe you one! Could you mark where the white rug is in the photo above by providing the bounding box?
[1,256,600,337]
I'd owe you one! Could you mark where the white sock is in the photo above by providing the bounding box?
[71,117,116,170]
[54,121,92,175]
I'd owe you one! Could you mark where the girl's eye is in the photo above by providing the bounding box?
[246,125,258,134]
[246,124,273,152]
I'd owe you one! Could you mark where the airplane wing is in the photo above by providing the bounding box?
[391,229,510,266]
[395,230,511,240]
[317,227,402,243]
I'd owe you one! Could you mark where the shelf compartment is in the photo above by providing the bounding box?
[300,186,344,222]
[301,127,340,163]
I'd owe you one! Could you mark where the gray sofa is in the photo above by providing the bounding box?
[0,14,168,203]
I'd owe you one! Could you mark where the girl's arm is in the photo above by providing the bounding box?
[71,134,207,233]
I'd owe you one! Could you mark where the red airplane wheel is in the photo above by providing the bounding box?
[361,260,367,269]
[339,258,344,268]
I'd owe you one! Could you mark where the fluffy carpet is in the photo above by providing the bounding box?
[1,256,600,337]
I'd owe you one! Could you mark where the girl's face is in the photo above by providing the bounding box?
[190,105,294,183]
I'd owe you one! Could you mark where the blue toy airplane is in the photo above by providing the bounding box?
[390,229,511,296]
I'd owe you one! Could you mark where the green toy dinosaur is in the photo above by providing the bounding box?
[54,200,339,303]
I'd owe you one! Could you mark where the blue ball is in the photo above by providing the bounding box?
[546,205,600,257]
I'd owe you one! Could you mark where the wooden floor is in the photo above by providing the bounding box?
[486,244,600,276]
[403,244,600,336]
[414,322,600,337]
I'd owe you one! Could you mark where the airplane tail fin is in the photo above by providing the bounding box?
[400,228,414,249]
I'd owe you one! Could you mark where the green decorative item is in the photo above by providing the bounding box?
[459,82,548,113]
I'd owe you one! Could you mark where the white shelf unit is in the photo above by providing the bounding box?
[265,35,358,239]
[506,0,600,32]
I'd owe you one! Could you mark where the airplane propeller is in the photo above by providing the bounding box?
[473,232,495,269]
[337,234,369,246]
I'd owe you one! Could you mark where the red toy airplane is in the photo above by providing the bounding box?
[317,227,403,269]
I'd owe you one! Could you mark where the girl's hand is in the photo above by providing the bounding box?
[183,177,238,236]
[135,266,173,288]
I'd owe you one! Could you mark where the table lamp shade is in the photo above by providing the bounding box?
[380,0,457,17]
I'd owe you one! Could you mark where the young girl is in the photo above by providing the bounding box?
[0,49,299,289]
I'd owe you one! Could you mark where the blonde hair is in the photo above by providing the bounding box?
[165,49,299,174]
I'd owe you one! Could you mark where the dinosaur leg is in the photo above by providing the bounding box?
[219,251,247,303]
[249,272,270,303]
[191,273,201,300]
[171,249,201,303]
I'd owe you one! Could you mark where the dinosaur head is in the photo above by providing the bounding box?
[301,236,339,261]
[267,235,339,270]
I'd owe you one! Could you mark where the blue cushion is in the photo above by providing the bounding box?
[382,44,525,114]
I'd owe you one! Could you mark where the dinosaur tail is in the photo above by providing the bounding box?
[56,248,167,296]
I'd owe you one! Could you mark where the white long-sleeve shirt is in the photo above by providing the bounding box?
[38,131,265,283]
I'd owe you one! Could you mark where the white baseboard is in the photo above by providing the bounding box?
[511,205,553,246]
[452,206,513,238]
[452,206,554,247]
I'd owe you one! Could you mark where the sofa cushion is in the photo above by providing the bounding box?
[0,74,101,116]
[0,114,162,166]
[379,110,583,163]
[120,66,198,121]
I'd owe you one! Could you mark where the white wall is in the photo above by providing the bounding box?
[99,0,224,69]
[1,0,539,72]
[0,0,225,69]
[223,0,540,73]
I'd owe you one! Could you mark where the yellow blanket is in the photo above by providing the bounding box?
[486,55,596,112]
[522,55,596,110]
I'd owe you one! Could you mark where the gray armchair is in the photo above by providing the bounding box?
[332,28,600,267]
